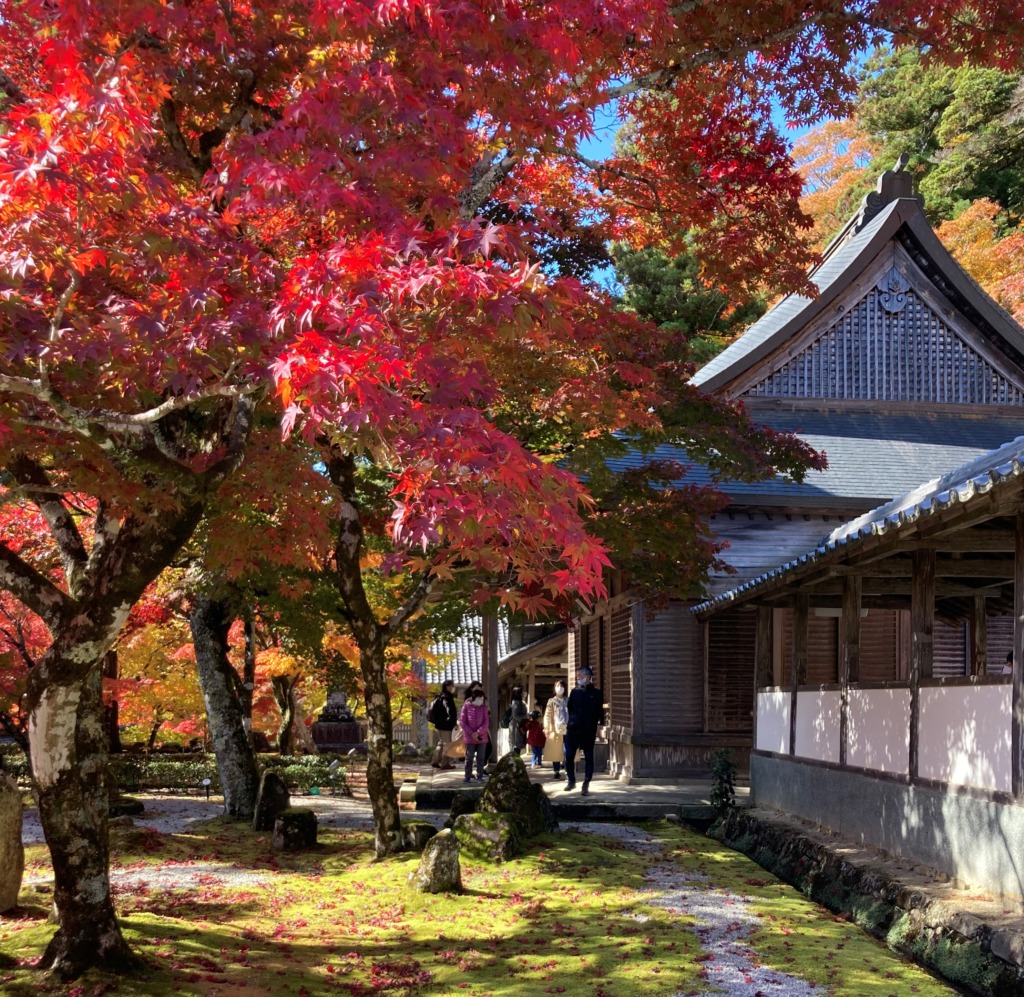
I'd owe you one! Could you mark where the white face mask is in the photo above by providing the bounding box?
[555,686,565,696]
[473,697,484,706]
[578,674,590,687]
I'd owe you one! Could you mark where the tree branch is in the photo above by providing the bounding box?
[458,150,521,220]
[0,540,69,633]
[383,568,435,638]
[6,454,89,595]
[0,67,27,107]
[160,70,257,183]
[324,450,382,645]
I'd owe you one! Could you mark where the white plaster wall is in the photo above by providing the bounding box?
[919,684,1011,792]
[756,691,791,753]
[794,690,841,763]
[847,687,910,774]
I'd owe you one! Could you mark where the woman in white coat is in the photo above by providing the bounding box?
[542,680,569,779]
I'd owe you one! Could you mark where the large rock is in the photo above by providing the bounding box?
[252,771,291,832]
[453,812,523,863]
[0,774,24,911]
[409,828,462,893]
[109,796,145,818]
[401,820,438,851]
[479,753,557,836]
[444,789,483,828]
[527,783,558,835]
[271,807,317,850]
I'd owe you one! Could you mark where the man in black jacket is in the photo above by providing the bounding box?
[564,665,604,795]
[429,680,458,769]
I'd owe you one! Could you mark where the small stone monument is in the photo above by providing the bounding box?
[311,691,360,751]
[252,771,291,832]
[0,774,24,912]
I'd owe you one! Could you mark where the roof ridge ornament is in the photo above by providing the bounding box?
[854,153,924,232]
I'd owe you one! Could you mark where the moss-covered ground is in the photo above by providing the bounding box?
[0,817,958,996]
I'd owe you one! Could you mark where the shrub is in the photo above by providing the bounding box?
[260,754,349,794]
[709,749,736,818]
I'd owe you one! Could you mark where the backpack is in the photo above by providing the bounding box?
[429,695,447,728]
[499,705,513,729]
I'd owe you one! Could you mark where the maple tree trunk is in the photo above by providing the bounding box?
[359,633,403,857]
[30,666,139,978]
[190,596,259,819]
[271,674,296,755]
[102,650,122,754]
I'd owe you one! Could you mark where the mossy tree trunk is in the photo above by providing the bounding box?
[324,451,434,858]
[15,493,208,978]
[31,668,137,977]
[190,595,260,819]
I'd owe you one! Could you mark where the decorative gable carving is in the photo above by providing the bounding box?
[743,254,1024,405]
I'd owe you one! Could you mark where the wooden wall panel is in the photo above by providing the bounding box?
[780,612,838,684]
[860,609,900,682]
[708,608,756,733]
[934,620,968,677]
[640,603,704,733]
[610,607,632,728]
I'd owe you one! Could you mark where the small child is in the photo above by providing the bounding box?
[523,710,546,767]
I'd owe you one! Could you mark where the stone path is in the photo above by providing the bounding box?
[573,822,826,997]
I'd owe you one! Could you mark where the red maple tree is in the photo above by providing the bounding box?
[2,0,1022,979]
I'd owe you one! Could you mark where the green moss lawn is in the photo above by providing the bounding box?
[0,817,957,996]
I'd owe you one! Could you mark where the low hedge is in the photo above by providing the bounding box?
[0,750,350,796]
[110,753,350,794]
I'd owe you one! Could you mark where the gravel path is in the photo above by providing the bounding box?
[21,794,437,891]
[572,822,824,997]
[21,793,397,846]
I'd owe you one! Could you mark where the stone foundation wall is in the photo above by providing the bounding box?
[751,752,1024,899]
[714,808,1024,997]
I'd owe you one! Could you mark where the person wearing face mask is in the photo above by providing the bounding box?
[459,687,491,783]
[542,680,569,780]
[466,681,494,768]
[563,665,605,795]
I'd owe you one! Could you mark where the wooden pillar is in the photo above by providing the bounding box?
[910,549,935,782]
[1013,513,1024,798]
[482,614,499,750]
[839,575,862,767]
[753,605,772,752]
[702,620,710,734]
[526,665,537,714]
[789,593,809,756]
[970,594,988,677]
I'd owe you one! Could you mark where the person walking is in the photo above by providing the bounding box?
[563,665,604,795]
[542,680,568,780]
[459,688,490,783]
[507,685,528,756]
[429,680,459,769]
[523,711,546,767]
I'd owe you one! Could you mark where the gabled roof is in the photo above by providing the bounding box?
[692,433,1024,617]
[692,169,1024,396]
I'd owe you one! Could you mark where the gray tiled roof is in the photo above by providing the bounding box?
[607,409,1024,508]
[692,433,1024,616]
[692,202,902,390]
[426,617,509,687]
